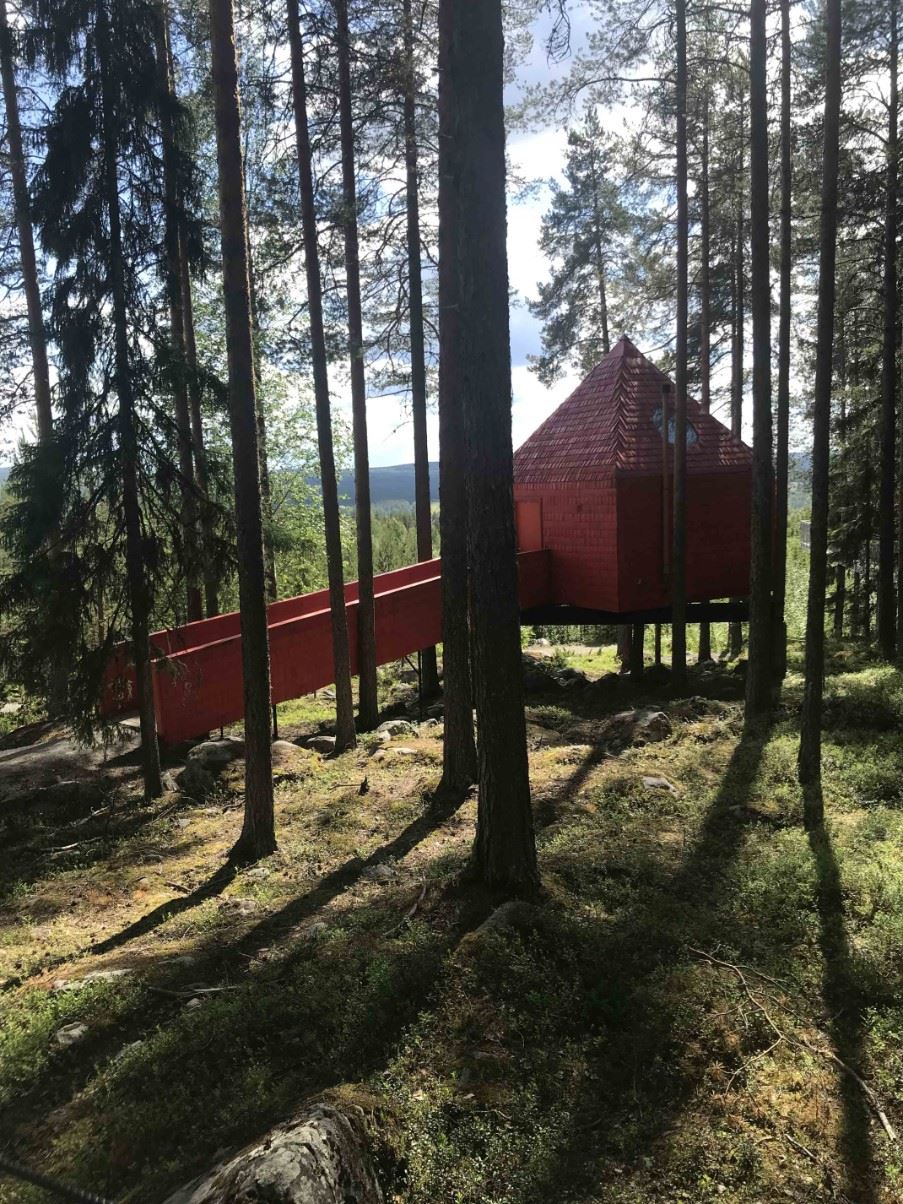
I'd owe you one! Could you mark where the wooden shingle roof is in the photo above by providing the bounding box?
[514,335,752,485]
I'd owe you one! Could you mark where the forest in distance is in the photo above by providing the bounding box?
[3,0,903,1201]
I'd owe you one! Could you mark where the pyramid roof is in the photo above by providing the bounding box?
[514,335,752,485]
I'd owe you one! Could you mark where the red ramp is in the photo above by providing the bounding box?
[103,550,552,743]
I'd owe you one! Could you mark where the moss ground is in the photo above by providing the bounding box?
[2,643,903,1202]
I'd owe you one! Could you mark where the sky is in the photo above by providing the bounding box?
[1,3,594,468]
[360,4,593,467]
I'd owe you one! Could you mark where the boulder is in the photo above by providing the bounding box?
[177,760,216,799]
[588,672,620,695]
[163,1104,382,1204]
[187,738,245,768]
[376,718,417,739]
[305,735,337,755]
[55,1022,89,1048]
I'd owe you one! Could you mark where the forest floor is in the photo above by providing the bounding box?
[2,641,903,1203]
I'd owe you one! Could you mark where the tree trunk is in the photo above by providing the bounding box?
[334,0,378,730]
[729,156,745,661]
[0,0,52,443]
[671,0,688,688]
[179,229,219,616]
[436,0,476,796]
[588,150,611,355]
[746,0,774,722]
[247,264,278,605]
[208,0,276,856]
[453,0,537,894]
[698,88,712,664]
[286,0,357,752]
[799,0,842,818]
[617,624,631,673]
[833,563,845,637]
[773,0,792,681]
[403,0,440,698]
[879,0,899,659]
[155,3,202,624]
[630,622,645,679]
[96,0,163,800]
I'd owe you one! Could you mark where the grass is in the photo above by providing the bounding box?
[1,645,903,1202]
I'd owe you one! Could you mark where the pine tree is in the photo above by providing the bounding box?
[334,0,378,731]
[453,0,537,894]
[878,0,899,659]
[208,0,276,857]
[773,0,792,680]
[402,0,440,699]
[745,0,774,722]
[286,0,357,753]
[529,110,628,385]
[437,0,476,798]
[0,0,51,443]
[799,0,843,813]
[671,0,689,689]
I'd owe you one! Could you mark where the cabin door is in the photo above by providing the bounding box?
[516,500,543,552]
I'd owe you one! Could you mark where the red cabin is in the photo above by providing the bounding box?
[514,335,752,618]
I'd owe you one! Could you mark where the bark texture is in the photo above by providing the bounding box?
[436,0,476,797]
[208,0,276,855]
[404,0,440,697]
[163,1104,382,1204]
[879,0,899,659]
[671,0,688,688]
[697,90,712,664]
[799,0,842,816]
[746,0,774,722]
[286,0,356,752]
[335,0,378,729]
[773,0,792,680]
[452,0,536,892]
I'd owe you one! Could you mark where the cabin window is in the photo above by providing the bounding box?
[652,407,699,445]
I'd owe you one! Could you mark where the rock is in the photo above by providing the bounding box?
[305,735,337,755]
[557,667,588,689]
[163,1104,382,1204]
[82,967,133,984]
[304,921,330,940]
[271,740,305,767]
[418,718,440,732]
[161,772,180,794]
[55,1022,89,1048]
[376,718,417,738]
[644,663,672,686]
[32,780,105,809]
[589,672,620,694]
[635,710,672,742]
[426,703,444,719]
[371,746,419,762]
[243,866,272,881]
[185,997,204,1010]
[642,775,679,795]
[187,738,244,768]
[0,700,21,715]
[177,760,216,799]
[362,862,396,884]
[532,637,552,648]
[525,723,567,749]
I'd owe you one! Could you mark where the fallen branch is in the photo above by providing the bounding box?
[689,946,898,1142]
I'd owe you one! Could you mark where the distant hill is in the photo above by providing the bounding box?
[338,462,439,509]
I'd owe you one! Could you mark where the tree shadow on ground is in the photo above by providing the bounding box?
[520,720,776,1200]
[806,783,879,1204]
[87,787,470,961]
